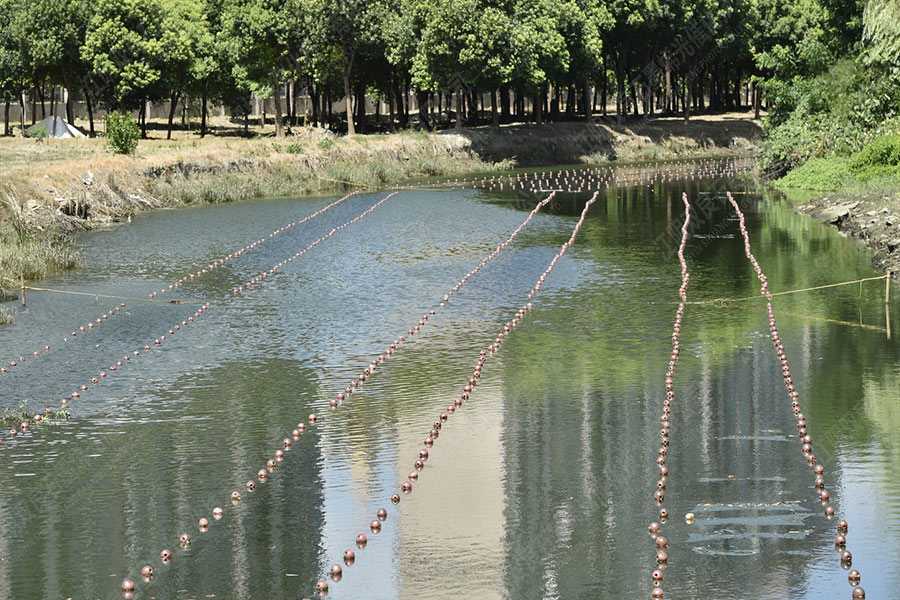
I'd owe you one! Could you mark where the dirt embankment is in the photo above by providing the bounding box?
[453,112,761,166]
[796,193,900,276]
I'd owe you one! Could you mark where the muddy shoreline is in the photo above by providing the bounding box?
[795,193,900,278]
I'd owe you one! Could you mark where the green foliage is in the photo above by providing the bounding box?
[286,143,303,154]
[849,134,900,180]
[82,0,165,109]
[0,307,13,326]
[864,0,900,65]
[318,138,335,150]
[27,125,48,142]
[105,111,140,154]
[774,157,855,190]
[760,58,900,172]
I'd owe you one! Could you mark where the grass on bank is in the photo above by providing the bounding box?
[775,134,900,193]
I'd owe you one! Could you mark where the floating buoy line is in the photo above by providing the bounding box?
[5,162,874,598]
[1,191,389,446]
[115,190,561,596]
[647,192,692,599]
[232,191,398,295]
[727,192,867,599]
[1,192,357,387]
[149,191,358,299]
[411,157,754,194]
[315,191,600,597]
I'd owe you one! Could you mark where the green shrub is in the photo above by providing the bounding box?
[27,125,48,143]
[848,134,900,180]
[286,143,303,154]
[105,111,140,155]
[774,157,855,190]
[318,138,335,150]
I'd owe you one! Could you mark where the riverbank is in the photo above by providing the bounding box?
[794,188,900,277]
[0,112,761,299]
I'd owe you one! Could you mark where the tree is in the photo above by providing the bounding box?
[863,0,900,65]
[159,0,215,139]
[0,0,25,135]
[82,0,166,137]
[310,0,380,135]
[17,0,91,125]
[220,0,305,137]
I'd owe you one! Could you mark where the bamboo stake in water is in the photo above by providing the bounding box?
[887,272,892,340]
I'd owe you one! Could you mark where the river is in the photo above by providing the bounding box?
[0,165,897,599]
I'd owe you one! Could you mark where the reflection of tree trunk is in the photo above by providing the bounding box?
[166,91,178,140]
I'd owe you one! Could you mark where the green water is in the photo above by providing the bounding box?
[0,174,897,599]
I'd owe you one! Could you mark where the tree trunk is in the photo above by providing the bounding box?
[39,86,46,119]
[342,46,356,135]
[753,82,761,120]
[601,60,608,117]
[417,90,431,130]
[31,87,37,125]
[584,79,592,123]
[615,52,626,123]
[50,86,57,116]
[3,101,9,136]
[566,85,575,117]
[683,76,692,123]
[490,89,499,128]
[455,89,463,129]
[311,80,319,127]
[166,91,178,140]
[83,87,94,137]
[500,85,510,123]
[19,94,26,135]
[630,80,639,117]
[201,88,208,137]
[272,79,284,137]
[534,92,543,125]
[140,99,147,139]
[355,79,366,134]
[388,78,395,132]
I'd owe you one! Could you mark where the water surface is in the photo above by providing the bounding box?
[0,172,898,599]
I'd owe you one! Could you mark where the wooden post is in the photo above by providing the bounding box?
[20,274,25,307]
[887,272,892,340]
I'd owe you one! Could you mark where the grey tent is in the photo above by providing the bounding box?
[26,115,86,139]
